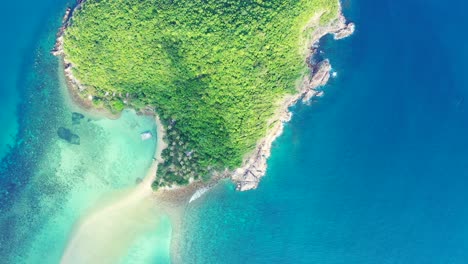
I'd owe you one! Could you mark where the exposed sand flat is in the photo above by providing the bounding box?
[60,116,170,264]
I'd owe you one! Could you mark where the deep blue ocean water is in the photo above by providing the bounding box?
[180,0,468,263]
[0,0,66,160]
[2,0,468,263]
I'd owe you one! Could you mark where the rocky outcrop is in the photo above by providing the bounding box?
[51,7,72,56]
[303,59,332,102]
[53,2,89,94]
[333,16,356,40]
[231,12,355,192]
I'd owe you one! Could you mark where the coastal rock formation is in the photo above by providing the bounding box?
[303,59,332,102]
[305,13,355,47]
[51,7,72,57]
[333,16,356,40]
[231,13,354,192]
[57,127,80,145]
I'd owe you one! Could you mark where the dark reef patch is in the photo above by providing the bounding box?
[57,127,80,145]
[72,112,85,125]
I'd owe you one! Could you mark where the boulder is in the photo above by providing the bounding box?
[334,22,355,40]
[310,59,331,88]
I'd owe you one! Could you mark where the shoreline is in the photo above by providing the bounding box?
[53,1,354,193]
[53,0,132,121]
[231,11,355,191]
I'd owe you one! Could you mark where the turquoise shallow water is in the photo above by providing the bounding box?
[0,1,171,263]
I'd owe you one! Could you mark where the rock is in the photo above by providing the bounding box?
[303,90,319,102]
[231,132,274,191]
[236,181,258,192]
[57,127,80,145]
[244,171,258,182]
[72,112,85,125]
[334,22,355,40]
[309,59,331,89]
[51,8,72,56]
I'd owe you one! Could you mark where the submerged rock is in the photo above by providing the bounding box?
[57,127,80,145]
[140,131,153,141]
[72,112,85,125]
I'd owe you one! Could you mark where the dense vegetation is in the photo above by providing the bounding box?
[63,0,339,187]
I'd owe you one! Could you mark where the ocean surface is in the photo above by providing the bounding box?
[180,0,468,263]
[2,0,468,263]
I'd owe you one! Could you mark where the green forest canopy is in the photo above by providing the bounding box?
[63,0,339,186]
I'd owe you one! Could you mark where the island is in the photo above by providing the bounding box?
[53,0,354,192]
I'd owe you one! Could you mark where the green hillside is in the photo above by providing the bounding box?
[63,0,339,187]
